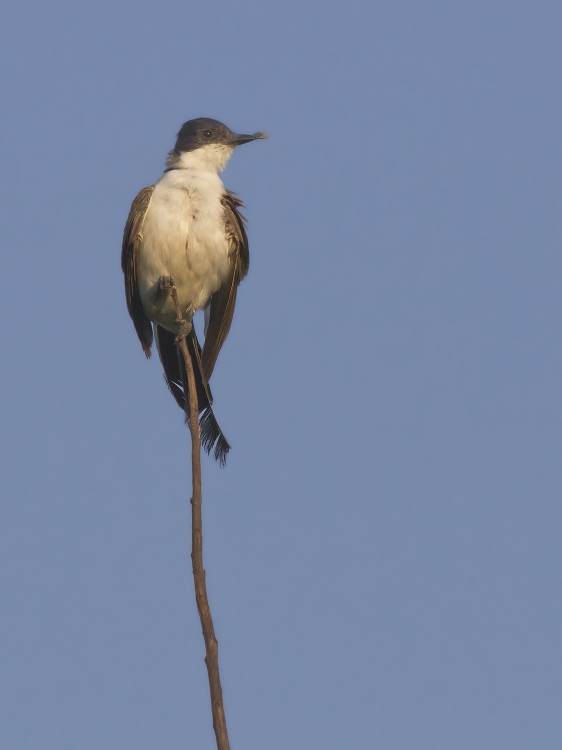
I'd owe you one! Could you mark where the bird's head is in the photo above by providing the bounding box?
[168,118,268,172]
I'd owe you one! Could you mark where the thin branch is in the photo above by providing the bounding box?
[171,287,231,750]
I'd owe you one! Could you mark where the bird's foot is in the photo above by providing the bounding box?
[154,275,192,341]
[152,275,176,304]
[175,313,193,343]
[159,275,175,290]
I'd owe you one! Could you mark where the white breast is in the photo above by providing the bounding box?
[136,166,231,332]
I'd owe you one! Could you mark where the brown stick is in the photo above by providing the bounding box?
[171,287,231,750]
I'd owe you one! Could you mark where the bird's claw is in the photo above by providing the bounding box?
[175,315,193,343]
[152,275,176,303]
[153,276,192,342]
[159,275,175,290]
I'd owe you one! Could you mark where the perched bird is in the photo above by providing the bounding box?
[121,118,267,463]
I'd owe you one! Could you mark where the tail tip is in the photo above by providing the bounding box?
[196,407,231,466]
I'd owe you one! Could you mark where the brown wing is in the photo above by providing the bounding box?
[121,186,154,357]
[201,191,250,382]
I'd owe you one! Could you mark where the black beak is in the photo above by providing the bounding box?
[229,131,268,146]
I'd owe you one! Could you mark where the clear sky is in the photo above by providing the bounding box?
[1,1,561,748]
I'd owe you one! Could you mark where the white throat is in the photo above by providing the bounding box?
[165,143,235,173]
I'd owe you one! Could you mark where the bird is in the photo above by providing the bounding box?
[121,118,267,464]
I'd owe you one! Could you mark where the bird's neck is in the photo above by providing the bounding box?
[165,144,234,174]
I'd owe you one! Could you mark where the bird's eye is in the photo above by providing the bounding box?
[203,130,212,138]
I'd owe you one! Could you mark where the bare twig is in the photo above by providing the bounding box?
[170,286,231,750]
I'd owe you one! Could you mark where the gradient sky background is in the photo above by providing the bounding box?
[1,1,561,748]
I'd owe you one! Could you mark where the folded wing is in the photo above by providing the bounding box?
[201,191,250,381]
[121,186,155,357]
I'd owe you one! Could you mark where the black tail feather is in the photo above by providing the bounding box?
[155,325,186,409]
[155,324,231,464]
[198,407,231,466]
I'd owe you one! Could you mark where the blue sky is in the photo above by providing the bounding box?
[1,1,561,748]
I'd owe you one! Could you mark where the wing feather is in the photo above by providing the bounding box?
[121,186,154,357]
[201,191,250,381]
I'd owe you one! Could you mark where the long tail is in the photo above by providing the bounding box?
[154,325,231,465]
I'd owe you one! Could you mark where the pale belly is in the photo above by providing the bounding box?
[136,183,231,332]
